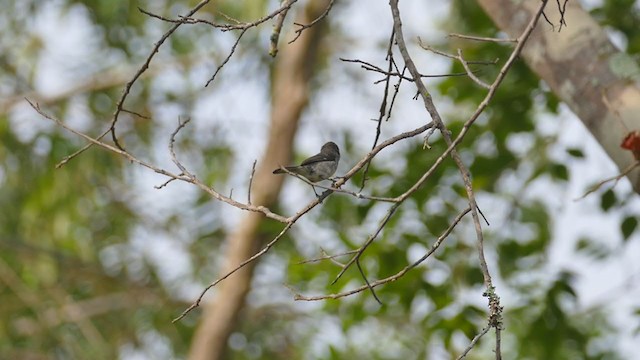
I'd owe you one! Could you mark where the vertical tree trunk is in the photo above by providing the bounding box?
[187,2,331,359]
[475,0,640,193]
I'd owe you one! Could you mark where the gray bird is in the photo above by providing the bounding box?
[273,141,340,195]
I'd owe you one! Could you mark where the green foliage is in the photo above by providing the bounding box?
[0,118,177,358]
[591,0,640,54]
[620,215,638,241]
[600,188,617,211]
[71,0,147,52]
[567,147,585,158]
[509,271,621,360]
[575,237,612,260]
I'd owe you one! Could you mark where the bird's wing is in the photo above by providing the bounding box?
[300,152,336,166]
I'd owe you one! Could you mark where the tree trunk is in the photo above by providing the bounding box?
[187,2,331,359]
[475,0,640,193]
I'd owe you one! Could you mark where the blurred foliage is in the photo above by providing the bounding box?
[0,116,181,358]
[0,0,639,359]
[591,0,640,54]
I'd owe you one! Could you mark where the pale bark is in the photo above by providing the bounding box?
[187,2,331,359]
[475,0,640,193]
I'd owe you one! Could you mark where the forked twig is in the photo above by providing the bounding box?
[289,0,336,43]
[295,207,471,301]
[576,161,640,200]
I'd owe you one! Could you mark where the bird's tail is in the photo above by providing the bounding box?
[273,166,296,174]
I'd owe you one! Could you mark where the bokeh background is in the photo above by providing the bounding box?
[1,0,639,359]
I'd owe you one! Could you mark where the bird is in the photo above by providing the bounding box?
[273,142,340,196]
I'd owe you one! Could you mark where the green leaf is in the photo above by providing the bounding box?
[621,216,638,241]
[549,163,569,181]
[575,237,611,260]
[566,148,584,158]
[600,189,617,211]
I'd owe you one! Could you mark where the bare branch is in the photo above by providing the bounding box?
[248,160,258,205]
[356,259,382,304]
[295,207,471,301]
[331,203,399,285]
[457,326,491,360]
[169,118,193,176]
[360,29,397,192]
[172,122,436,320]
[387,0,549,356]
[289,0,336,44]
[278,169,399,202]
[576,161,640,200]
[557,0,569,31]
[173,221,295,323]
[27,100,290,223]
[54,128,111,169]
[270,0,296,57]
[92,0,300,159]
[418,40,495,89]
[155,177,179,189]
[205,28,249,87]
[139,1,298,31]
[109,0,215,150]
[296,248,359,266]
[281,122,436,204]
[341,57,475,82]
[449,33,517,43]
[33,91,439,318]
[457,49,491,89]
[398,1,550,212]
[121,108,150,119]
[541,9,555,31]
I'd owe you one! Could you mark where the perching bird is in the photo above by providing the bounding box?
[273,141,340,195]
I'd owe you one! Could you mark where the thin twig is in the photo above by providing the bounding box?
[418,40,494,89]
[295,207,471,301]
[389,0,550,357]
[289,0,336,43]
[341,57,476,82]
[558,0,569,31]
[121,108,150,119]
[456,326,491,360]
[360,29,397,192]
[173,221,296,322]
[331,204,400,285]
[174,122,435,319]
[385,66,406,121]
[278,168,398,202]
[495,325,502,360]
[449,33,517,43]
[32,96,445,319]
[541,9,555,31]
[576,161,640,200]
[55,128,110,168]
[139,1,298,31]
[175,118,435,319]
[110,0,214,150]
[248,160,257,205]
[296,248,359,265]
[205,28,248,87]
[457,49,491,89]
[169,118,192,176]
[106,0,299,154]
[356,259,383,304]
[155,177,179,189]
[28,99,290,223]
